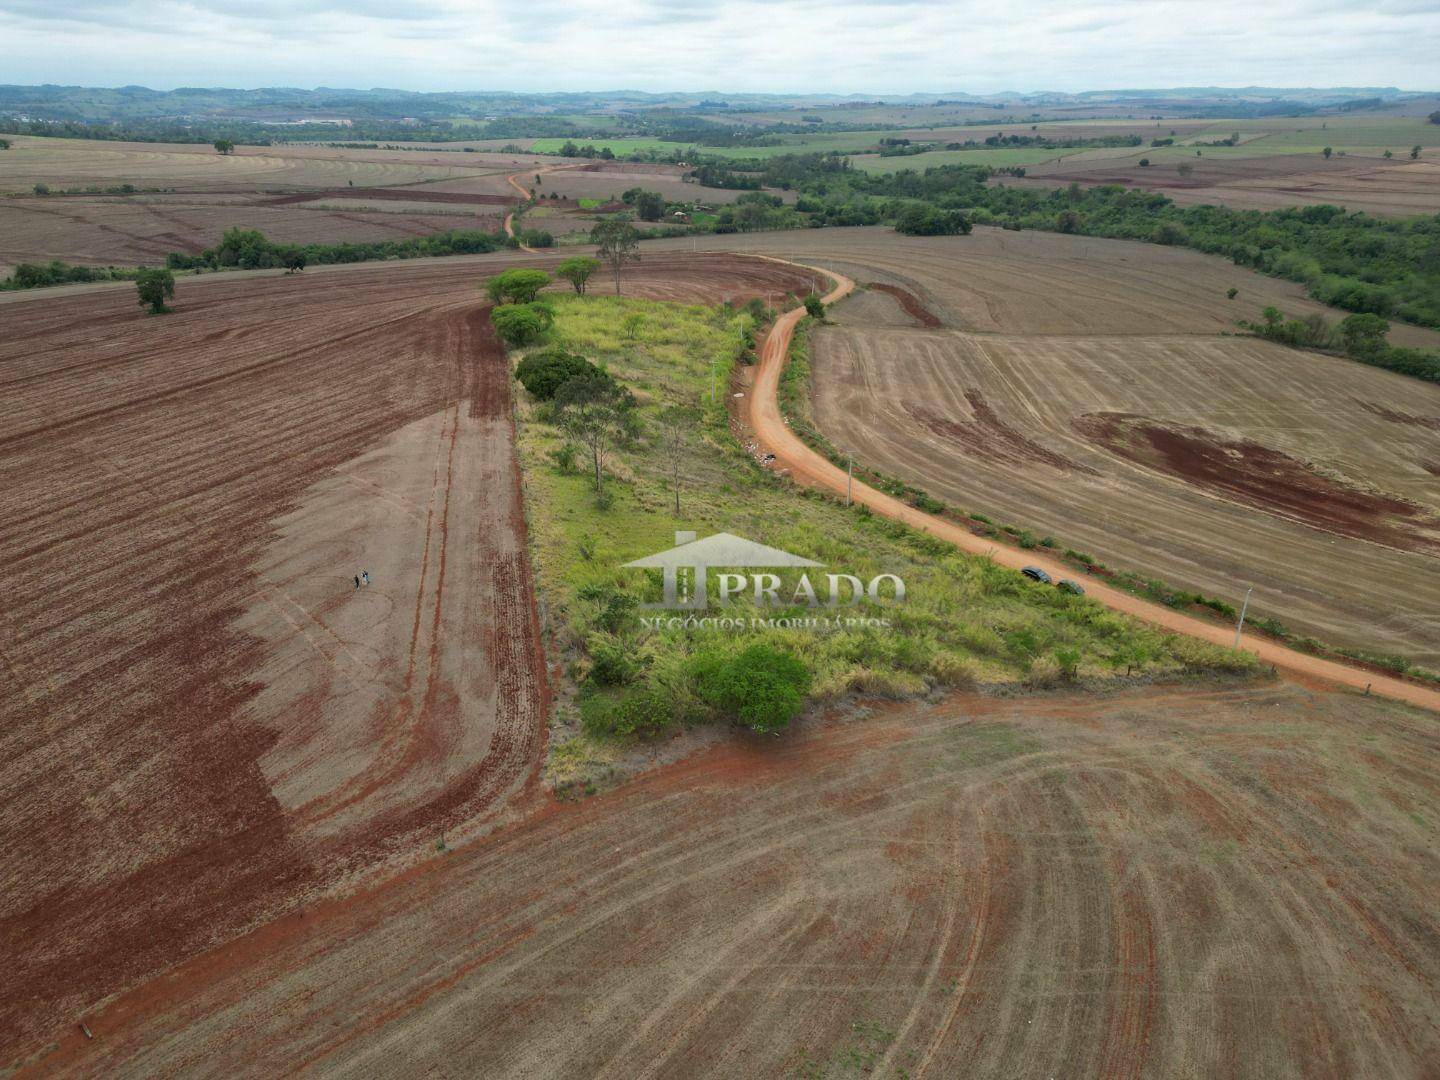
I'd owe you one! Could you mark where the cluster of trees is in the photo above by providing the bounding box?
[555,141,617,160]
[165,226,504,272]
[893,204,972,236]
[1244,306,1440,382]
[2,260,139,290]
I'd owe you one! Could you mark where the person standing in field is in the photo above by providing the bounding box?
[362,570,370,586]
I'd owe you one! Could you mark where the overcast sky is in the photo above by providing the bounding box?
[2,0,1437,95]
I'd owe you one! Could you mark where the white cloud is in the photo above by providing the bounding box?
[0,0,1436,92]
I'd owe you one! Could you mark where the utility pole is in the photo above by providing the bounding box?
[1233,586,1253,649]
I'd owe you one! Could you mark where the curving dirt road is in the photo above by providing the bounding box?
[746,258,1440,713]
[504,164,583,253]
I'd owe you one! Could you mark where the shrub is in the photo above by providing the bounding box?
[515,348,603,400]
[581,684,674,739]
[804,294,825,319]
[485,268,552,305]
[690,643,811,735]
[587,641,638,686]
[491,302,553,346]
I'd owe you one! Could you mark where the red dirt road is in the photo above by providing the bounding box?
[747,260,1440,713]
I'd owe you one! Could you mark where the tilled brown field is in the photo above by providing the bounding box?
[811,325,1440,666]
[0,194,505,273]
[0,135,556,194]
[0,252,821,1062]
[1010,155,1440,216]
[16,682,1440,1077]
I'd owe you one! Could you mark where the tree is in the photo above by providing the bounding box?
[490,302,553,346]
[622,189,665,222]
[1412,146,1422,160]
[484,268,552,305]
[1430,111,1440,125]
[213,139,235,155]
[554,373,635,498]
[556,255,600,294]
[515,348,607,400]
[1339,313,1389,359]
[1138,158,1150,167]
[1226,287,1238,300]
[1176,162,1194,177]
[136,267,175,314]
[1383,150,1393,159]
[1322,146,1333,159]
[804,294,825,320]
[591,220,640,294]
[658,405,697,514]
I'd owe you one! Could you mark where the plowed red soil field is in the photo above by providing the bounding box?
[0,252,821,1064]
[15,682,1440,1077]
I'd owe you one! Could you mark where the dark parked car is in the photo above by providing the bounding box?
[1021,566,1051,584]
[1058,579,1085,595]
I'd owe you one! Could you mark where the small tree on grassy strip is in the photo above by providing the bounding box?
[136,267,175,314]
[490,302,552,346]
[556,255,600,295]
[1412,146,1422,159]
[514,348,607,400]
[485,268,551,305]
[213,139,235,155]
[554,373,636,499]
[804,294,825,320]
[592,220,640,294]
[658,405,697,515]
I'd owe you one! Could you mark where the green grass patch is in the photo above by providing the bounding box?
[514,295,1256,754]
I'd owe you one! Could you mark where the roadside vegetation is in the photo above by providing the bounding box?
[501,278,1255,782]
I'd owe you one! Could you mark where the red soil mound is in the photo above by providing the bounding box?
[1075,412,1440,554]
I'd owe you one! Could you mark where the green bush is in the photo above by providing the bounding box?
[491,302,554,346]
[580,683,674,738]
[515,348,605,400]
[587,641,638,685]
[485,268,552,304]
[690,643,812,735]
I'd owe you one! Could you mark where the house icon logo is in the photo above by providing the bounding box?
[623,531,822,610]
